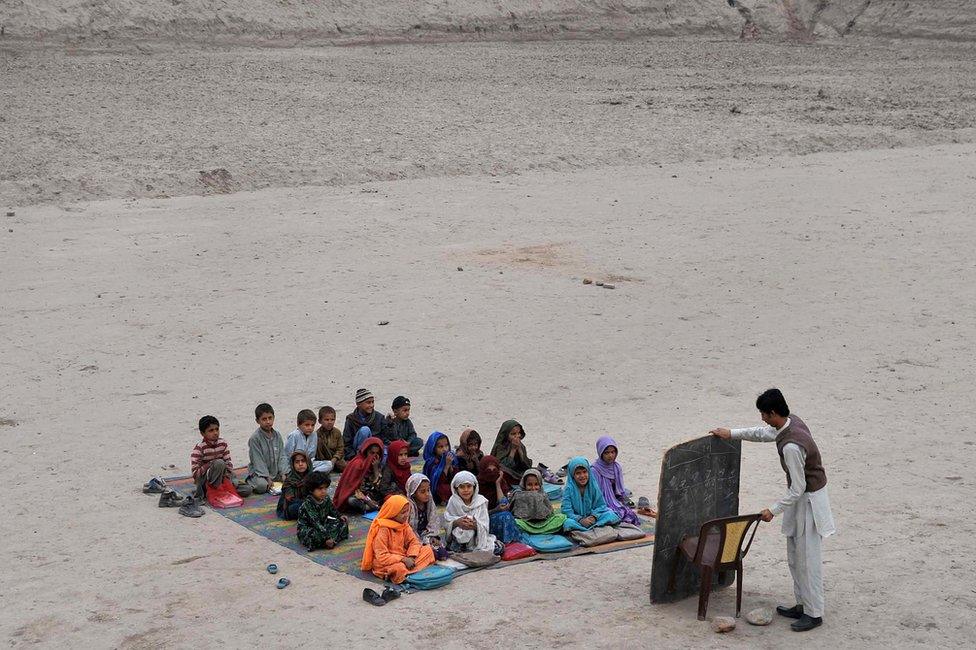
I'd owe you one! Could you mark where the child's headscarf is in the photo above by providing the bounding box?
[405,472,441,543]
[353,425,373,452]
[563,456,614,522]
[519,467,544,490]
[282,450,311,500]
[386,440,412,492]
[334,436,384,511]
[592,436,629,494]
[443,471,496,553]
[361,494,411,571]
[422,431,456,490]
[491,420,532,478]
[476,455,502,508]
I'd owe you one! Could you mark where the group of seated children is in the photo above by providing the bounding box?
[189,389,653,583]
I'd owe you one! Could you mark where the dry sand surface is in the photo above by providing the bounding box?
[3,23,976,650]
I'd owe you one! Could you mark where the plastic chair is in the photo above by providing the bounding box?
[667,513,762,620]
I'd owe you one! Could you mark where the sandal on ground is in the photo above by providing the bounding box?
[158,489,185,507]
[267,564,278,575]
[381,586,400,602]
[636,496,656,517]
[276,577,290,589]
[143,477,168,494]
[178,496,205,518]
[362,588,386,606]
[538,466,563,485]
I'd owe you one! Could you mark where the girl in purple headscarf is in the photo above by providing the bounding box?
[591,436,642,526]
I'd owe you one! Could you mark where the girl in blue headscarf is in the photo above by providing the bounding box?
[423,431,458,505]
[561,456,621,532]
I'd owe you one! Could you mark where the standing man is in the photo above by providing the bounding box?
[710,388,835,632]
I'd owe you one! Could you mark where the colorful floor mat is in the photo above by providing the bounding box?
[161,462,654,585]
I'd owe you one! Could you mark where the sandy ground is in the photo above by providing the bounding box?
[2,34,976,649]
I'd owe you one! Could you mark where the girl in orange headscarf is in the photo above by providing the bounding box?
[361,494,436,583]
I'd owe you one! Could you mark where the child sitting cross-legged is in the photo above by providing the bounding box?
[360,494,436,584]
[476,455,523,544]
[333,436,386,514]
[296,471,349,550]
[423,431,458,506]
[191,415,252,498]
[276,450,311,520]
[444,471,502,555]
[510,468,567,535]
[455,428,484,474]
[561,456,621,532]
[592,436,652,524]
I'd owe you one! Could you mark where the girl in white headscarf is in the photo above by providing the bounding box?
[444,471,500,554]
[406,472,442,546]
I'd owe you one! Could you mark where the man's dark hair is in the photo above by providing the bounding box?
[318,405,336,419]
[198,415,219,433]
[255,403,274,420]
[756,388,790,417]
[305,471,331,491]
[297,409,317,425]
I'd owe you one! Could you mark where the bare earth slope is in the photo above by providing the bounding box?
[2,1,976,44]
[3,37,975,207]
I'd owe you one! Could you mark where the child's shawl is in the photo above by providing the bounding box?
[561,456,621,531]
[282,450,311,502]
[385,440,412,492]
[490,420,532,479]
[510,469,553,520]
[444,471,496,552]
[591,435,640,526]
[334,436,384,511]
[422,431,456,491]
[361,494,413,571]
[406,472,441,544]
[353,426,373,454]
[456,428,484,473]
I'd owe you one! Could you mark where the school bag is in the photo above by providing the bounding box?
[522,533,574,553]
[206,478,244,509]
[568,525,618,547]
[501,542,537,561]
[404,565,455,590]
[450,550,501,568]
[614,522,647,542]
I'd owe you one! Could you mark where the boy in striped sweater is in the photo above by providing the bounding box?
[191,416,252,498]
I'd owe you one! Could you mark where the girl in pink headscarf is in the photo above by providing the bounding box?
[591,436,642,526]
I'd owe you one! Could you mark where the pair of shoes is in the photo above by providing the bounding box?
[158,489,185,507]
[362,587,400,606]
[143,477,168,494]
[537,464,564,485]
[556,465,567,478]
[179,496,205,518]
[776,604,804,619]
[791,614,823,632]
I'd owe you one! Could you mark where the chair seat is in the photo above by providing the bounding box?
[678,529,722,567]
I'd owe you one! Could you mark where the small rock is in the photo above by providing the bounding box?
[5,211,13,217]
[602,283,616,290]
[712,616,736,633]
[583,278,593,285]
[730,105,741,114]
[596,281,604,286]
[378,320,390,326]
[745,607,773,626]
[457,266,463,271]
[7,228,11,233]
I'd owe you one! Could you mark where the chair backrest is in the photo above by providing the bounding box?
[693,513,763,567]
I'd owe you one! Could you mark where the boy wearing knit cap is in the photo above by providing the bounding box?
[342,388,385,460]
[382,396,424,457]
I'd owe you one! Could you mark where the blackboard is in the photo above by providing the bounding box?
[649,435,742,603]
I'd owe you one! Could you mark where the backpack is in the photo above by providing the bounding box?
[404,565,455,590]
[522,533,574,553]
[206,478,244,509]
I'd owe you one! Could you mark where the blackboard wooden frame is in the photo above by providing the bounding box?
[649,435,742,603]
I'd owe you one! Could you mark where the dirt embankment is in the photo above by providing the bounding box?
[1,1,974,46]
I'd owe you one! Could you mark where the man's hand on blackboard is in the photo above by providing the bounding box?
[710,427,732,439]
[760,509,774,522]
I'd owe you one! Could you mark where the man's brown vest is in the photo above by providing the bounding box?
[774,415,827,493]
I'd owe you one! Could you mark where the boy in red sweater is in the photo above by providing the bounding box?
[191,415,252,498]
